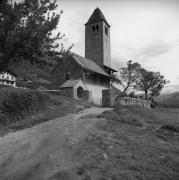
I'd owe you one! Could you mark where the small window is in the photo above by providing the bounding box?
[92,26,96,32]
[96,25,99,31]
[105,26,108,35]
[65,73,70,80]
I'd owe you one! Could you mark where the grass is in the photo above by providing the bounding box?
[155,92,179,108]
[0,88,93,136]
[71,106,179,180]
[0,87,52,125]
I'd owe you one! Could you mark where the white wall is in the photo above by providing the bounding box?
[73,80,88,99]
[85,82,108,105]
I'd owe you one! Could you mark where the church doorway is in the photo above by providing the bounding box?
[77,86,83,98]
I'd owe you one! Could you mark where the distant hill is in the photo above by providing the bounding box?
[155,92,179,108]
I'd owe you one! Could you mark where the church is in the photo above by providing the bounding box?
[52,8,117,105]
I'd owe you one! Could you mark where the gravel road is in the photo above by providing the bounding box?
[0,107,111,180]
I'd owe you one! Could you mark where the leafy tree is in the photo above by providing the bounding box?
[136,68,167,99]
[112,60,141,96]
[0,0,66,71]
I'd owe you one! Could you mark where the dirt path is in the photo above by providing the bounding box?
[0,107,112,180]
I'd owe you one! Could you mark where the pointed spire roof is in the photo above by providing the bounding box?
[85,7,110,27]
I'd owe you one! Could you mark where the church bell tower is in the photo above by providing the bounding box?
[85,8,111,68]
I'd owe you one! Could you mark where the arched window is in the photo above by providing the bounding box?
[96,25,99,31]
[92,26,96,32]
[105,26,108,35]
[65,73,70,80]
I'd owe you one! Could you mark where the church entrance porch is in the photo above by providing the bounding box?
[60,79,92,102]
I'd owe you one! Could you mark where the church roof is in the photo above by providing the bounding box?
[72,53,110,77]
[60,79,81,88]
[104,65,117,72]
[85,7,110,27]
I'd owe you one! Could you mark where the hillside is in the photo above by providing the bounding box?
[8,57,59,89]
[155,92,179,108]
[0,88,94,136]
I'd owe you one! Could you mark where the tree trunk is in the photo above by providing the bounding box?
[113,89,126,110]
[145,90,148,100]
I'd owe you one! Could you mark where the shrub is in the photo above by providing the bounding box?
[0,88,51,125]
[161,124,179,132]
[150,100,158,108]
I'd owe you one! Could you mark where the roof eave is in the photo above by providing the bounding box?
[82,67,111,78]
[104,65,117,72]
[85,20,110,27]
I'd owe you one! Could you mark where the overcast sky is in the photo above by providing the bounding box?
[56,0,179,93]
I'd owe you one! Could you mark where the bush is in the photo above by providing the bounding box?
[161,124,179,132]
[150,100,158,108]
[0,88,51,125]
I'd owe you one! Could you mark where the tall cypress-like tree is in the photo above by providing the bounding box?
[0,0,64,70]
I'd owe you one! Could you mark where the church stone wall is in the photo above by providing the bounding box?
[73,80,88,99]
[85,21,111,67]
[85,21,104,67]
[51,57,82,87]
[60,86,92,102]
[115,97,151,109]
[85,83,108,105]
[102,22,111,67]
[85,74,110,105]
[82,90,93,102]
[102,89,118,107]
[102,90,151,109]
[60,87,74,98]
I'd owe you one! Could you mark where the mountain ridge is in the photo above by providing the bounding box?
[155,92,179,108]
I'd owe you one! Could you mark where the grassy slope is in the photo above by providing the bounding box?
[9,58,58,89]
[155,92,179,108]
[71,106,179,180]
[0,92,93,136]
[9,59,55,80]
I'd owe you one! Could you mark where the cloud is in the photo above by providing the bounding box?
[131,40,178,61]
[162,84,179,94]
[177,39,179,45]
[114,40,178,63]
[111,57,126,70]
[140,41,173,56]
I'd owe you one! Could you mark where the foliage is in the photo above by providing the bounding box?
[0,93,93,132]
[112,60,141,96]
[113,60,167,100]
[0,0,67,70]
[0,87,52,125]
[136,68,167,99]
